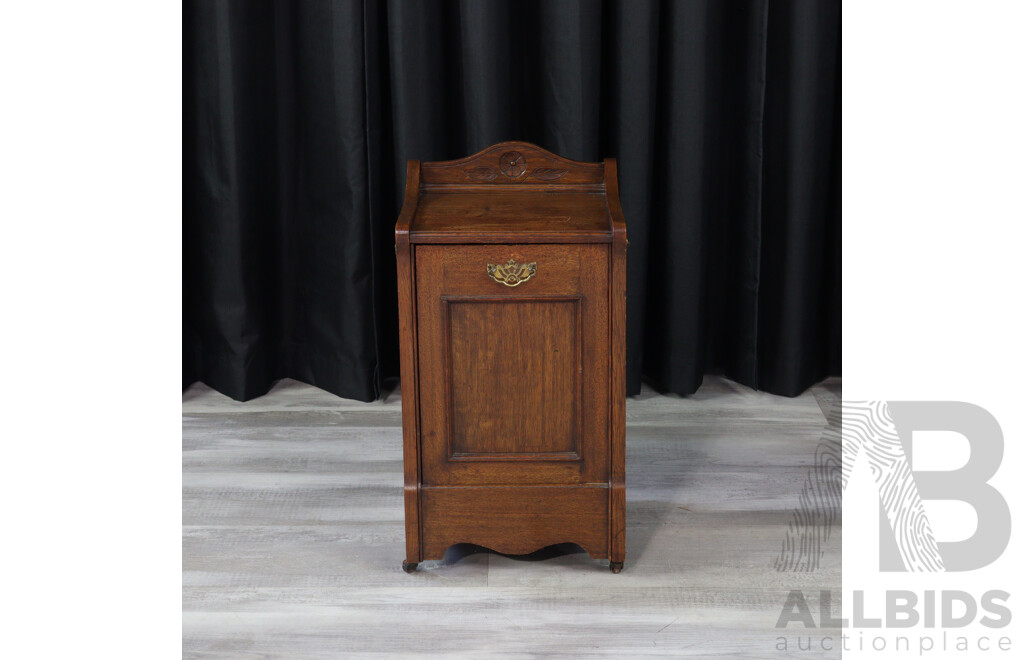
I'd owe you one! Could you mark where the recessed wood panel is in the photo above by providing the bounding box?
[446,298,580,458]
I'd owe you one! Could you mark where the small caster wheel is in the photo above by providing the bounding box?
[402,560,418,573]
[610,561,624,574]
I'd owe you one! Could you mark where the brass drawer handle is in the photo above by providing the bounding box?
[486,259,537,287]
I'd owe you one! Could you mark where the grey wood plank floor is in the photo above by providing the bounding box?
[184,376,842,659]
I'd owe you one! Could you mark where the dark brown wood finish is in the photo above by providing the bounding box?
[415,243,609,487]
[395,160,422,569]
[418,142,604,187]
[410,191,612,243]
[396,142,627,571]
[420,486,610,559]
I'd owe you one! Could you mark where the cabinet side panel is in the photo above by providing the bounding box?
[396,240,421,563]
[606,158,628,565]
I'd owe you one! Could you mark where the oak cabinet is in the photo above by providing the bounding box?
[395,142,626,573]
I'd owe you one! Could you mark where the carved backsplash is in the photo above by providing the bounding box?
[463,151,569,183]
[418,141,603,186]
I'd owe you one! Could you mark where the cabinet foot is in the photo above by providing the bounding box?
[609,561,623,574]
[402,560,418,573]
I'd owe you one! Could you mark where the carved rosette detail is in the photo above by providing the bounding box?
[499,151,527,178]
[460,151,570,182]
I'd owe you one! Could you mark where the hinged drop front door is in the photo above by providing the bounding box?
[416,244,609,486]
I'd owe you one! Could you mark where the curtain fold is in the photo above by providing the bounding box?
[184,0,841,402]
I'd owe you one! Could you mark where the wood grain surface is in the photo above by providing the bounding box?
[399,143,626,567]
[414,244,610,488]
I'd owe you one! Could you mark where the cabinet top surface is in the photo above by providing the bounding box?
[398,141,625,245]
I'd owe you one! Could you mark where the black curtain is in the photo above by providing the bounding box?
[184,0,840,402]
